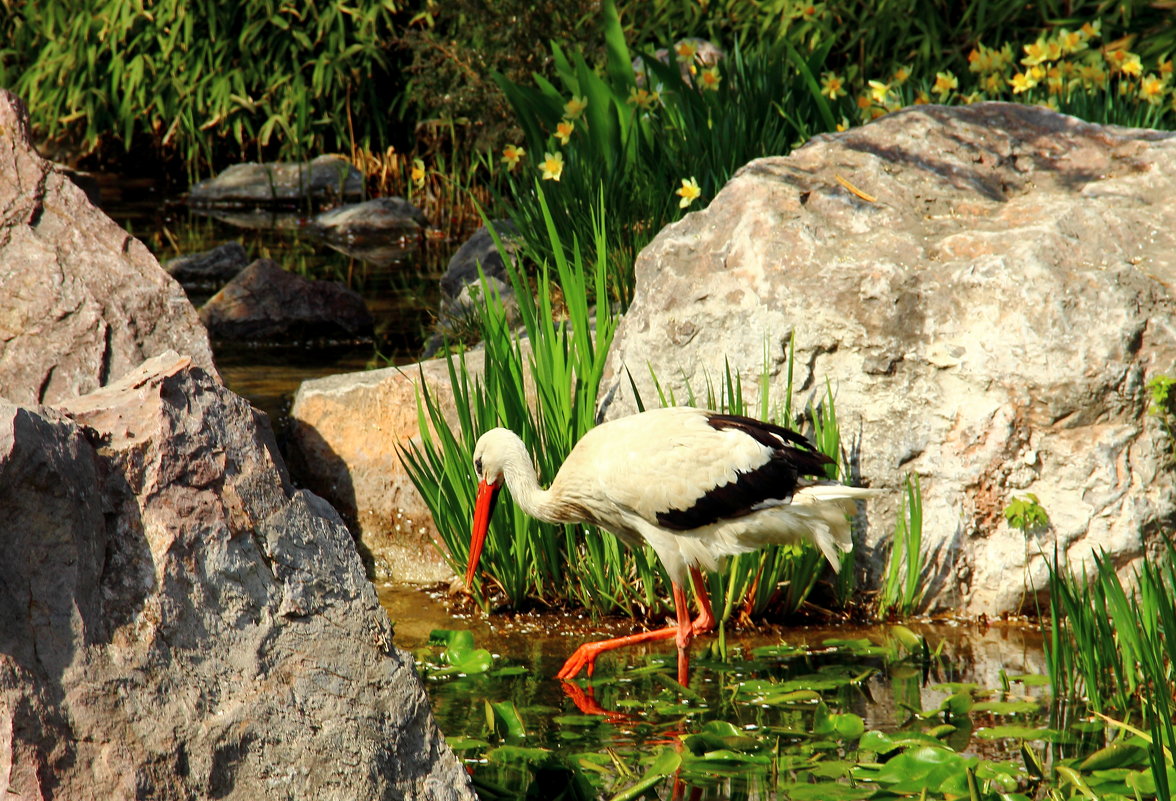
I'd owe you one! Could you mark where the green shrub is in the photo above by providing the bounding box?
[0,0,403,174]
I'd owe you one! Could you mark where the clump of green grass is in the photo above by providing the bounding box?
[1045,542,1176,801]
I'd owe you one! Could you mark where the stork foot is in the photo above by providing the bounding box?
[556,642,606,679]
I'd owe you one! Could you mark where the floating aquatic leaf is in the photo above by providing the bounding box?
[776,780,873,799]
[486,744,551,764]
[972,699,1042,715]
[447,736,492,751]
[1079,741,1145,770]
[489,700,528,741]
[609,747,681,801]
[974,725,1062,741]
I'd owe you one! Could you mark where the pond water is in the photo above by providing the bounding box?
[99,174,451,425]
[382,585,1070,800]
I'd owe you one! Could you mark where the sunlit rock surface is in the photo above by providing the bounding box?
[0,353,475,801]
[288,351,492,583]
[600,102,1176,615]
[0,89,217,404]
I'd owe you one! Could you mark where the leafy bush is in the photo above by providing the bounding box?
[0,0,403,173]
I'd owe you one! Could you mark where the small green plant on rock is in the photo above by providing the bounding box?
[1148,373,1176,442]
[1004,493,1050,534]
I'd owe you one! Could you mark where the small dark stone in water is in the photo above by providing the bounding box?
[164,241,249,286]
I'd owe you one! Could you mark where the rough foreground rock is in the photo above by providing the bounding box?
[600,103,1176,615]
[0,353,475,800]
[0,89,216,404]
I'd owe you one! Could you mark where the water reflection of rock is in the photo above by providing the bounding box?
[186,154,364,208]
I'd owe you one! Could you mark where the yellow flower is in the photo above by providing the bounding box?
[1057,28,1086,55]
[1009,71,1037,94]
[914,89,931,104]
[1159,59,1174,78]
[867,79,891,104]
[699,66,721,91]
[411,158,426,187]
[540,151,564,181]
[892,65,912,85]
[820,71,846,99]
[555,119,574,145]
[674,39,698,63]
[563,95,588,119]
[1120,52,1143,77]
[627,86,658,108]
[1046,65,1065,94]
[676,177,701,208]
[501,144,525,171]
[932,70,958,99]
[1140,73,1166,105]
[1080,20,1101,42]
[1022,38,1049,66]
[1078,60,1108,89]
[835,117,850,132]
[982,72,1003,94]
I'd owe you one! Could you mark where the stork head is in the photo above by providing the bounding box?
[465,429,511,589]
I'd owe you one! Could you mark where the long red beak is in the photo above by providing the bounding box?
[465,479,500,589]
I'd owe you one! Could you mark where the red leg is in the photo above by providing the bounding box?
[689,566,715,636]
[673,580,692,686]
[556,571,715,683]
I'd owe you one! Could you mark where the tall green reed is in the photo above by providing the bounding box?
[401,188,670,615]
[491,0,839,307]
[875,474,926,620]
[1044,543,1176,800]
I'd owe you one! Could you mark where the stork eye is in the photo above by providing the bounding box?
[474,457,483,475]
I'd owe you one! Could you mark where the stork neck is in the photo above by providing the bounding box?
[499,437,564,524]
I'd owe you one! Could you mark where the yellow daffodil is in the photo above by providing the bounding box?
[1080,20,1101,41]
[627,86,657,108]
[820,71,846,100]
[867,79,891,104]
[699,66,721,91]
[555,119,574,145]
[914,89,931,105]
[564,95,588,119]
[501,144,525,171]
[982,72,1003,94]
[1022,38,1049,66]
[1009,71,1037,94]
[1159,59,1174,78]
[676,177,701,208]
[1057,28,1086,55]
[1078,61,1108,89]
[1140,74,1166,105]
[411,158,426,188]
[836,117,850,132]
[1120,52,1143,77]
[892,65,912,85]
[674,39,698,63]
[540,151,564,181]
[932,70,958,99]
[1046,65,1065,94]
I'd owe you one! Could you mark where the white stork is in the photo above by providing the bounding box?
[465,405,879,685]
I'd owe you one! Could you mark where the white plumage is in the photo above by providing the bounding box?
[465,405,880,684]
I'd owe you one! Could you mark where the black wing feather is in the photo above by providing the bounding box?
[655,413,833,531]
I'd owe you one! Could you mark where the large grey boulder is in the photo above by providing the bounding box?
[0,352,475,800]
[0,89,217,404]
[600,102,1176,615]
